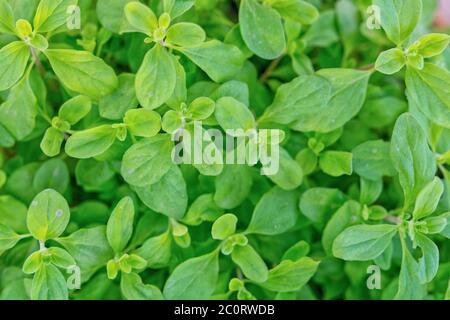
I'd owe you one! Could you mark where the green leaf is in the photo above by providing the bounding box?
[134,232,172,268]
[124,1,157,35]
[319,151,353,177]
[65,125,117,159]
[121,134,173,187]
[45,49,118,100]
[0,223,21,253]
[97,0,133,33]
[239,0,286,59]
[291,69,371,132]
[41,128,64,157]
[408,33,450,58]
[271,0,319,25]
[231,244,268,283]
[121,272,163,300]
[373,0,422,45]
[31,264,68,300]
[282,240,310,261]
[107,197,135,253]
[395,245,426,299]
[0,73,37,140]
[0,41,30,92]
[322,200,361,255]
[164,0,194,19]
[299,188,346,225]
[58,95,92,125]
[405,63,450,128]
[260,257,319,292]
[135,44,176,109]
[247,186,298,235]
[33,159,70,194]
[375,48,405,75]
[212,214,237,240]
[415,232,439,284]
[188,97,215,120]
[56,226,114,282]
[214,165,253,209]
[0,0,15,34]
[33,0,78,33]
[124,109,161,138]
[352,140,396,181]
[27,189,70,241]
[167,22,206,48]
[413,177,444,220]
[177,40,244,82]
[332,224,398,261]
[0,196,28,233]
[48,247,76,269]
[260,75,332,126]
[391,113,436,209]
[99,73,138,120]
[134,165,188,220]
[163,252,219,299]
[215,97,255,132]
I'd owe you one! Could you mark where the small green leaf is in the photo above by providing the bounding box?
[373,0,422,45]
[319,151,353,177]
[413,177,444,220]
[45,49,118,100]
[31,264,68,300]
[375,48,405,75]
[121,134,173,187]
[58,95,92,125]
[99,73,138,120]
[395,245,426,299]
[167,22,206,48]
[260,257,319,292]
[48,247,76,269]
[214,165,253,209]
[33,0,78,33]
[121,272,163,300]
[415,232,439,284]
[352,140,395,180]
[124,1,157,35]
[107,197,135,254]
[408,33,450,58]
[211,214,237,240]
[0,0,15,34]
[135,44,176,109]
[124,109,161,138]
[65,125,117,159]
[40,128,64,157]
[332,224,398,261]
[271,0,319,25]
[231,244,268,283]
[215,97,255,132]
[0,223,21,253]
[188,97,215,120]
[27,189,70,241]
[239,0,286,59]
[0,41,30,92]
[163,251,219,300]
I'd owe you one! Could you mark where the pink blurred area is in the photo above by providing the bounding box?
[435,0,450,27]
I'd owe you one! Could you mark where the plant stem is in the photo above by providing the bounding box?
[260,55,284,83]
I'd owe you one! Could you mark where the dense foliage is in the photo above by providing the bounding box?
[0,0,449,300]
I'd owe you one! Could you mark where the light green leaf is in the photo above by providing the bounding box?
[300,188,346,225]
[239,0,286,59]
[0,0,15,34]
[31,264,68,300]
[373,0,422,45]
[0,73,37,140]
[375,48,405,75]
[260,257,319,292]
[134,232,172,268]
[0,223,21,253]
[135,44,176,109]
[167,22,206,48]
[27,189,70,241]
[415,232,439,284]
[214,165,253,209]
[121,272,163,300]
[58,95,92,125]
[413,177,444,220]
[271,0,318,25]
[408,33,450,58]
[395,245,426,299]
[121,134,173,187]
[177,40,244,83]
[163,251,219,299]
[352,140,396,181]
[215,97,255,132]
[45,49,118,100]
[212,214,237,240]
[231,244,268,283]
[405,63,450,128]
[107,197,135,253]
[40,128,65,158]
[391,113,436,209]
[124,1,157,35]
[65,125,117,159]
[332,224,398,261]
[0,41,30,92]
[319,151,353,177]
[135,165,188,220]
[124,109,161,138]
[247,186,298,235]
[33,0,78,33]
[97,0,133,33]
